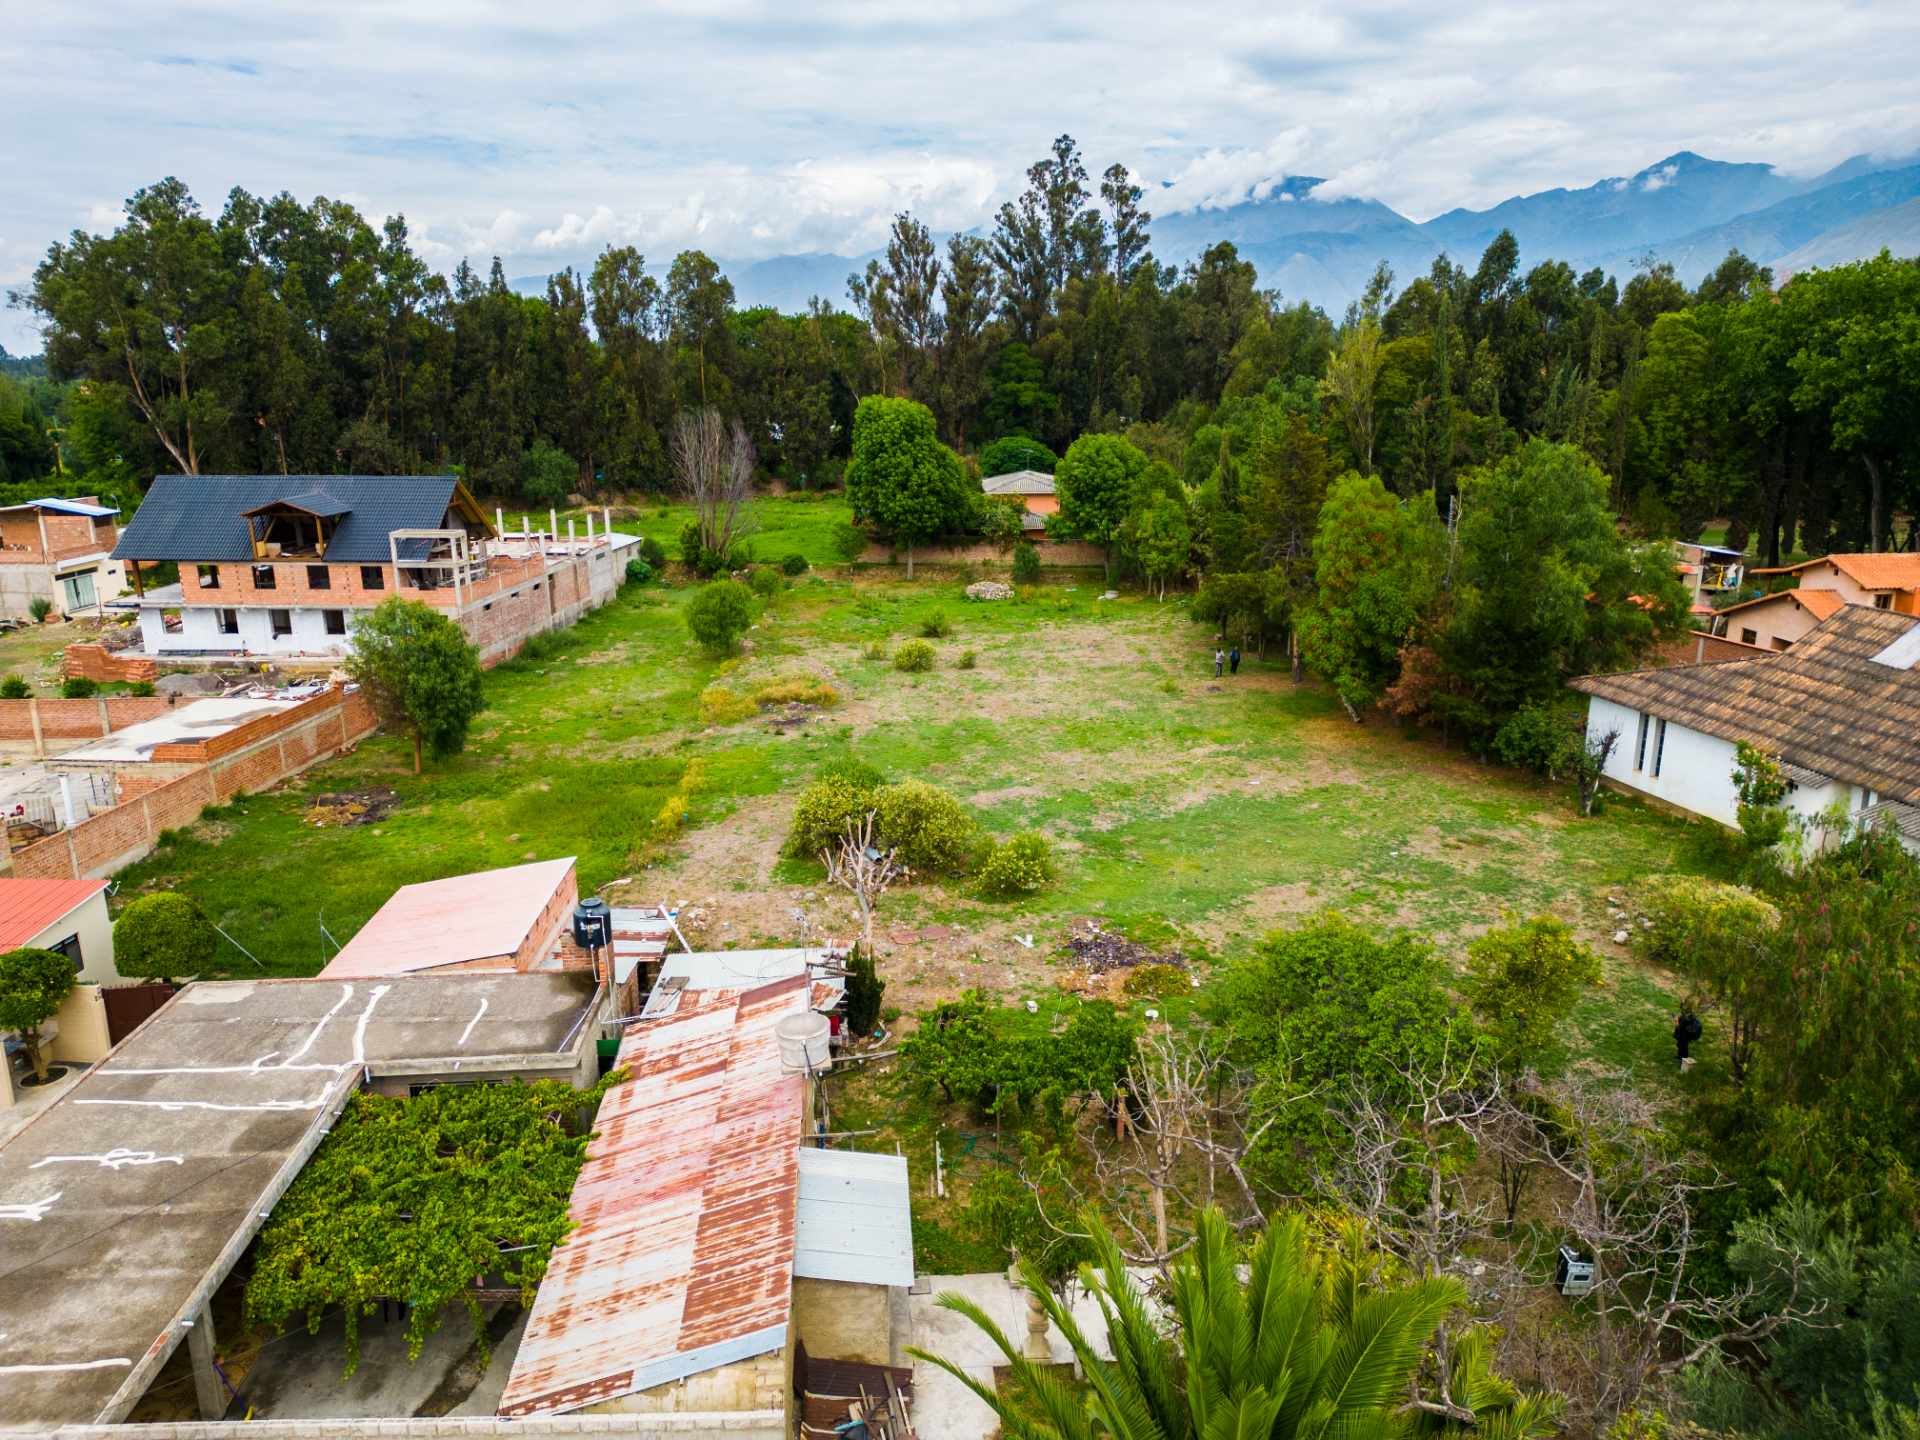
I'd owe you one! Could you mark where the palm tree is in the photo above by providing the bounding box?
[911,1206,1560,1439]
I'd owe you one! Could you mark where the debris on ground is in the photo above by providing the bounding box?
[965,580,1013,601]
[305,787,401,828]
[766,702,823,732]
[1061,920,1189,975]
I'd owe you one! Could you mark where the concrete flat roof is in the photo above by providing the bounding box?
[319,857,576,979]
[0,971,600,1430]
[57,698,301,764]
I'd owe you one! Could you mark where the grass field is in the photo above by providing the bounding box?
[116,519,1712,1097]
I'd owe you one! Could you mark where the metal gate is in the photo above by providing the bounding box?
[102,982,177,1045]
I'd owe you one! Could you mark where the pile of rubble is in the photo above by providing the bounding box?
[964,580,1013,601]
[1062,920,1188,975]
[305,787,401,828]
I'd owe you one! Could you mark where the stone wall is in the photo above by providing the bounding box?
[793,1277,893,1367]
[858,538,1107,568]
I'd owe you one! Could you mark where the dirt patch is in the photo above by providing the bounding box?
[305,787,402,828]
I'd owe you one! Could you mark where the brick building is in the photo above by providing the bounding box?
[0,496,125,618]
[110,474,639,663]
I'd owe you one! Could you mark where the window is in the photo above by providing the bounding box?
[1634,713,1650,771]
[252,565,277,590]
[1875,592,1892,609]
[60,571,97,612]
[1652,718,1668,778]
[1740,628,1757,645]
[196,564,220,589]
[48,933,82,973]
[217,608,239,636]
[307,565,331,591]
[269,608,292,638]
[323,609,347,636]
[360,565,385,590]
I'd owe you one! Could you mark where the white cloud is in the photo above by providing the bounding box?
[1640,164,1680,191]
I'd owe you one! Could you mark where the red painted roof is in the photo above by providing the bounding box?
[319,858,575,979]
[0,879,107,949]
[498,974,809,1418]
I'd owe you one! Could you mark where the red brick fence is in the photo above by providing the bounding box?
[64,643,159,684]
[0,695,174,755]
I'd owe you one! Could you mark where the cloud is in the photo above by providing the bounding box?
[1640,163,1680,191]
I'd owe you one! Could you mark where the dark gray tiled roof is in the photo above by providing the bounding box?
[114,475,461,564]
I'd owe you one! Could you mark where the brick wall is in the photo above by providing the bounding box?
[0,694,171,746]
[858,537,1108,567]
[0,509,115,562]
[40,1415,787,1439]
[179,559,399,609]
[64,644,160,684]
[6,688,377,880]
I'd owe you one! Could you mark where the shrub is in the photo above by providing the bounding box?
[752,675,838,708]
[0,674,28,699]
[785,775,878,860]
[684,579,756,654]
[1011,540,1041,584]
[873,779,977,873]
[1122,962,1188,998]
[0,946,77,1080]
[746,565,784,598]
[919,613,952,638]
[818,755,884,791]
[977,831,1056,898]
[60,676,97,699]
[653,793,688,840]
[1462,914,1602,1075]
[129,680,157,697]
[114,892,219,982]
[957,649,978,670]
[697,685,757,726]
[893,640,935,672]
[28,596,52,623]
[1632,874,1779,970]
[1492,700,1579,777]
[625,557,654,584]
[781,553,810,576]
[679,520,727,577]
[843,944,885,1037]
[830,521,868,564]
[862,639,889,662]
[638,535,667,568]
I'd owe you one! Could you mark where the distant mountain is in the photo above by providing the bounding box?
[1774,196,1920,277]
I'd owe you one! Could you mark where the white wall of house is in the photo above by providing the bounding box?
[1724,595,1823,652]
[137,603,361,656]
[24,890,119,986]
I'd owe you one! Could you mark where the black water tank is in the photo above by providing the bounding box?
[573,897,612,948]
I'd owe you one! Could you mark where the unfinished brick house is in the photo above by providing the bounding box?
[0,496,125,619]
[109,474,639,663]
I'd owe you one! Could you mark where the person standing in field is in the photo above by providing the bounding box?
[1674,1008,1702,1069]
[1229,645,1242,675]
[1213,648,1225,677]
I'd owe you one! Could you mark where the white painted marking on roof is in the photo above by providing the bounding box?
[458,997,490,1048]
[350,984,391,1065]
[29,1149,184,1172]
[283,983,355,1066]
[0,1192,62,1222]
[75,1096,329,1114]
[0,1357,134,1374]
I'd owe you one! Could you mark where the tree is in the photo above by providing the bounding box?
[842,395,971,577]
[113,891,219,984]
[1295,473,1445,718]
[1133,495,1190,599]
[683,577,757,655]
[979,434,1055,478]
[1631,874,1779,1083]
[665,250,735,408]
[1321,319,1387,474]
[344,598,486,774]
[0,946,76,1082]
[822,812,907,951]
[916,1207,1553,1440]
[1463,914,1602,1077]
[1054,432,1147,582]
[671,407,755,566]
[842,943,886,1037]
[1732,741,1790,853]
[518,440,576,504]
[1100,163,1152,284]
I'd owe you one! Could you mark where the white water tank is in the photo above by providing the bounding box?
[775,1011,832,1073]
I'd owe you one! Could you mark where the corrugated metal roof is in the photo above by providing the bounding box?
[0,878,108,949]
[982,468,1055,497]
[643,949,845,1018]
[794,1148,914,1287]
[113,475,463,564]
[319,858,576,979]
[498,975,810,1419]
[0,497,120,518]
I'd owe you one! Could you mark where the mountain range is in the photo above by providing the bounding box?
[632,147,1920,318]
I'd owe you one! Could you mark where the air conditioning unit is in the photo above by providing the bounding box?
[1555,1246,1595,1298]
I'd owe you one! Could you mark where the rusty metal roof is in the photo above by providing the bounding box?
[498,974,810,1419]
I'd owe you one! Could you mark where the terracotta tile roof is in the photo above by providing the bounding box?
[0,878,107,949]
[1713,587,1845,621]
[1749,553,1920,591]
[498,975,809,1418]
[1572,606,1920,803]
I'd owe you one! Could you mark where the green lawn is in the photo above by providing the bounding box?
[116,551,1711,1095]
[582,490,856,568]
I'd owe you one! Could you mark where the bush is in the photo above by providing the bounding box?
[873,779,976,873]
[652,793,688,841]
[684,579,756,654]
[638,535,667,568]
[893,640,935,672]
[977,831,1056,898]
[746,565,784,598]
[843,944,885,1037]
[518,441,576,504]
[129,680,156,697]
[862,639,889,662]
[818,755,884,791]
[60,676,97,699]
[830,521,868,564]
[28,596,52,624]
[784,775,878,860]
[1632,874,1779,970]
[1492,701,1580,777]
[1463,914,1602,1075]
[957,649,978,670]
[0,946,77,1080]
[919,613,952,638]
[781,553,810,576]
[679,520,728,577]
[0,674,28,699]
[697,685,757,725]
[1011,540,1041,584]
[114,891,219,982]
[1122,962,1188,998]
[752,674,838,708]
[625,557,654,584]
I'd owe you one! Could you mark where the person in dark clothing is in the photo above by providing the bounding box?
[1229,646,1242,675]
[1674,1008,1703,1068]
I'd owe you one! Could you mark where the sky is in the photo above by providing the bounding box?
[5,0,1920,353]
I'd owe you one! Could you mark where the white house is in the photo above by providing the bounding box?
[1572,604,1920,849]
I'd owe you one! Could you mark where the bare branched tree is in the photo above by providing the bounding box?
[1576,724,1622,816]
[671,407,755,561]
[820,812,906,950]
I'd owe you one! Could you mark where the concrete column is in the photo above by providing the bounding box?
[28,699,44,758]
[185,1302,223,1420]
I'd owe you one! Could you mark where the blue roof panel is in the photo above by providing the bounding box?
[113,475,461,564]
